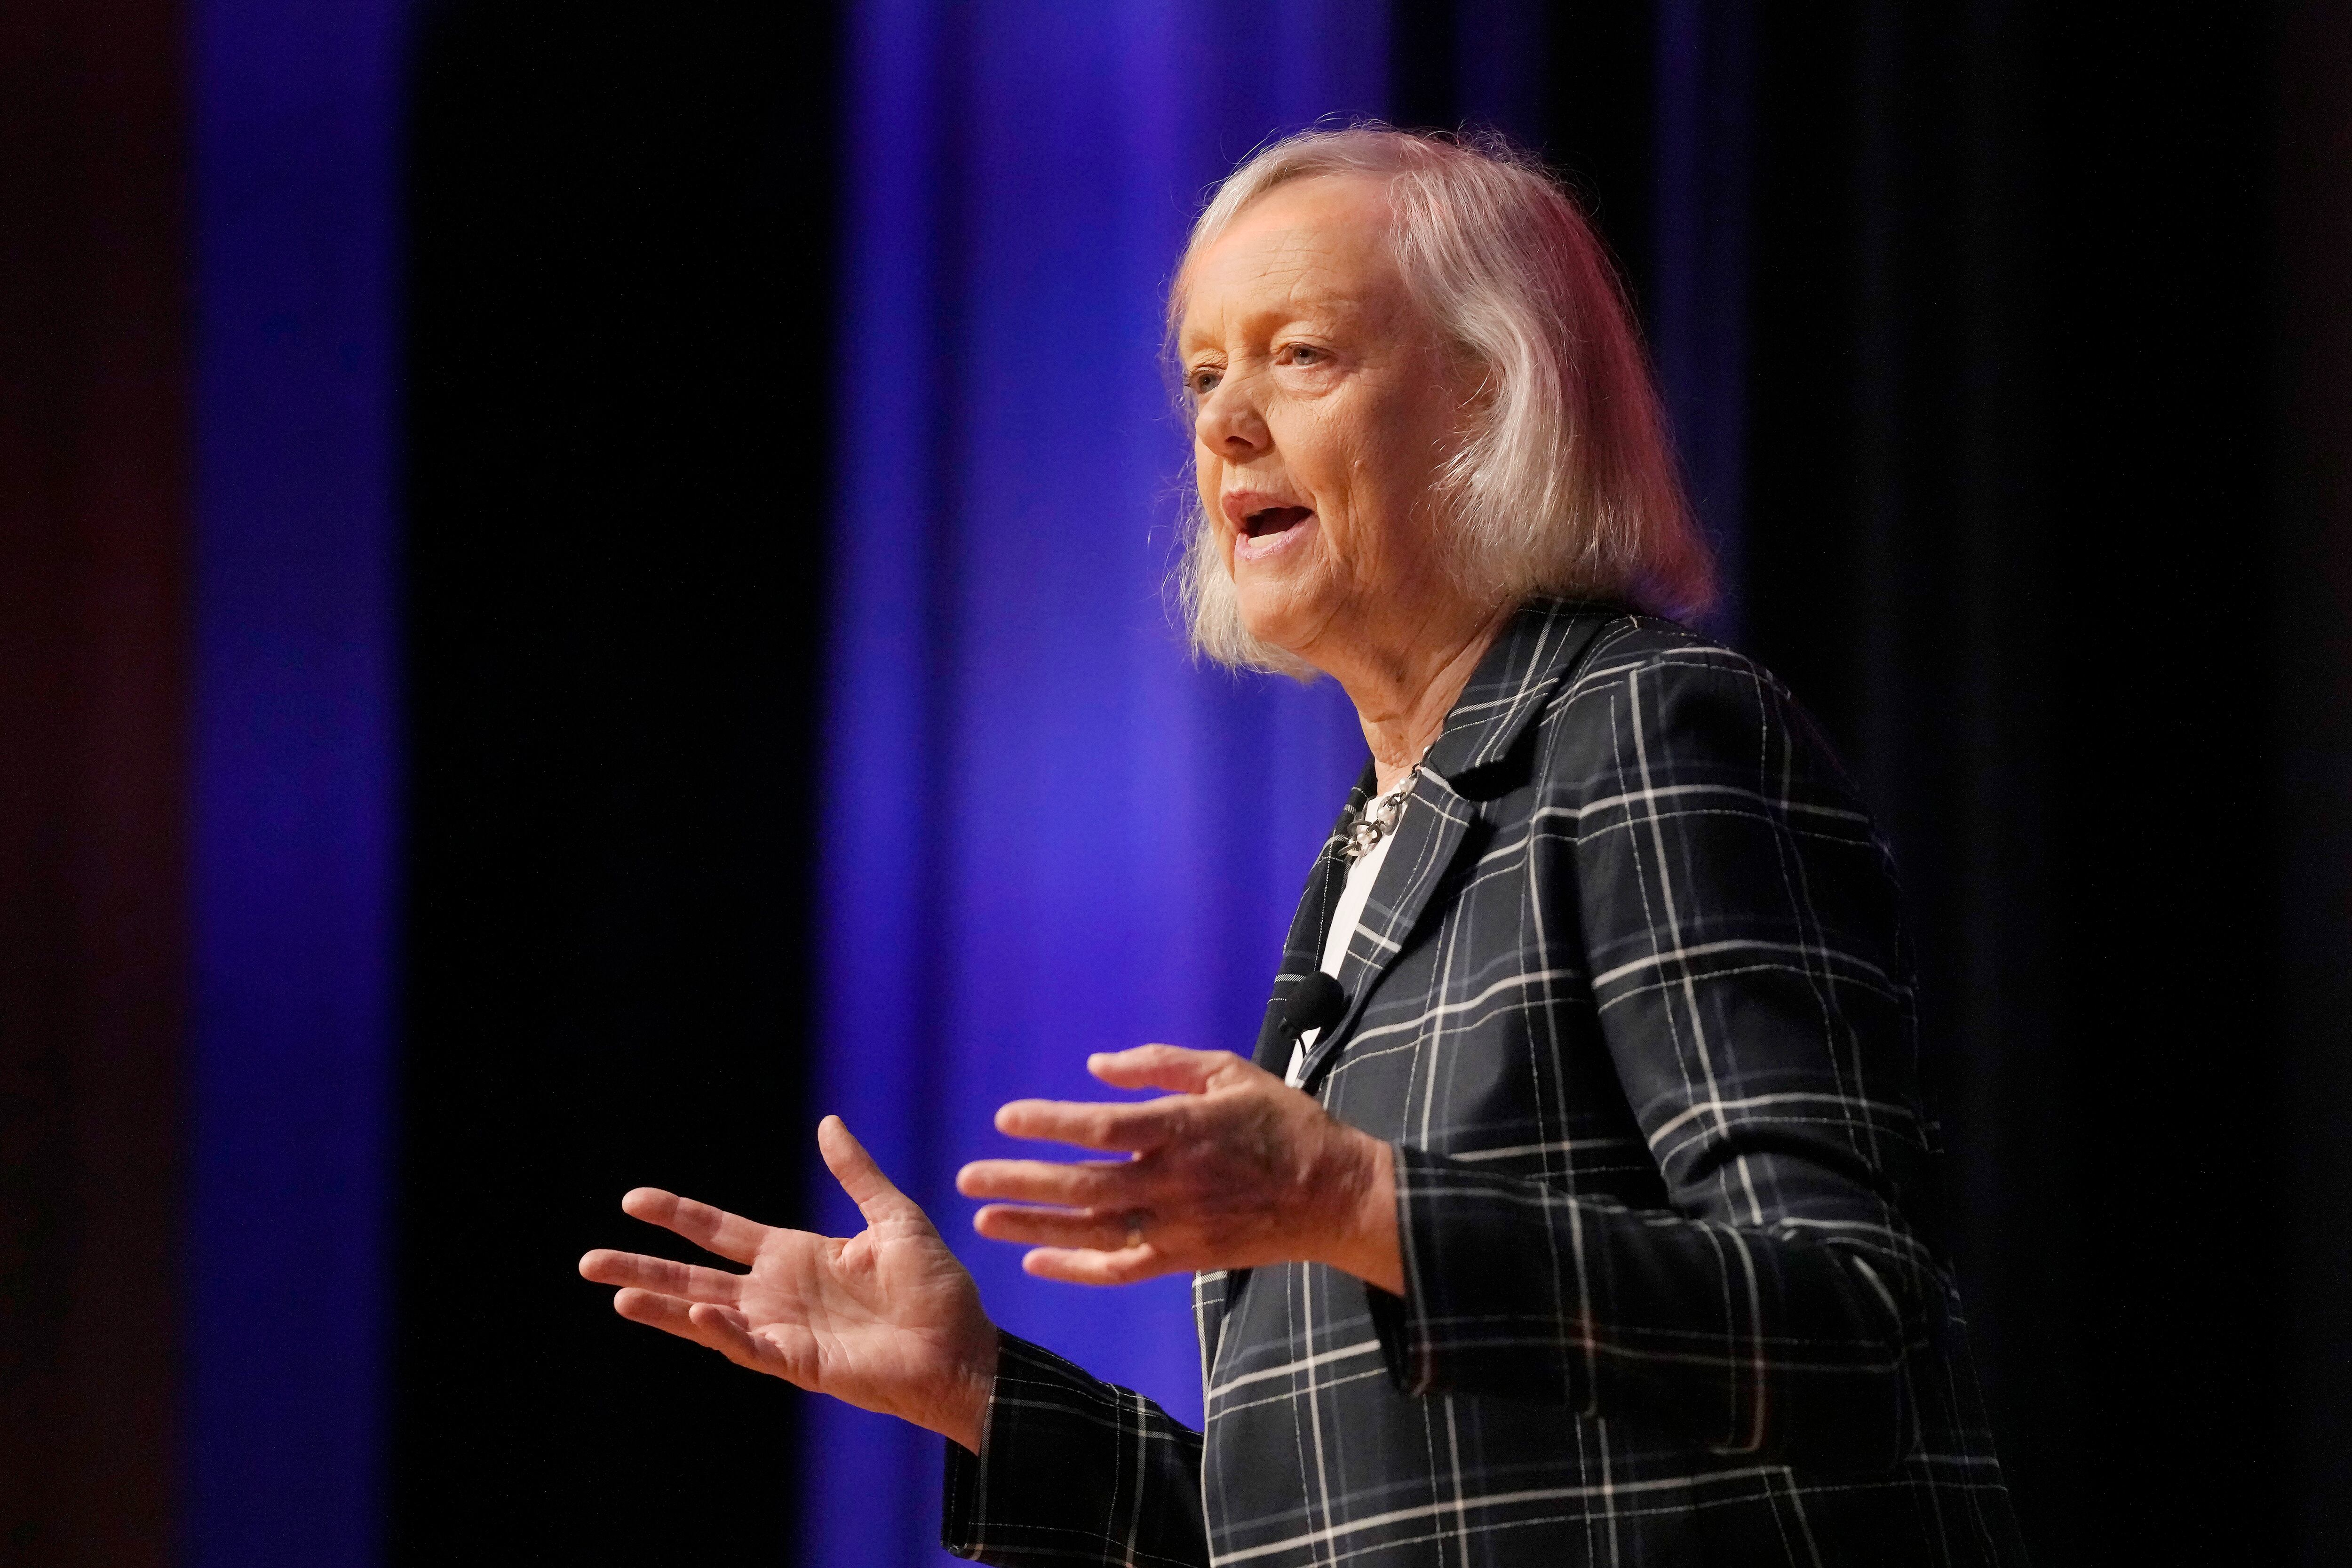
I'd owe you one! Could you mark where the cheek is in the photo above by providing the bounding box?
[1348,396,1449,537]
[1304,424,1391,554]
[1194,428,1226,488]
[1274,406,1350,515]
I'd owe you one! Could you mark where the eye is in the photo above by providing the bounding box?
[1188,366,1222,397]
[1282,342,1325,366]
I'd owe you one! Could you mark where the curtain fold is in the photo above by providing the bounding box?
[812,5,1386,1562]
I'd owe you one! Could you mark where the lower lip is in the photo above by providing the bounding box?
[1233,513,1315,564]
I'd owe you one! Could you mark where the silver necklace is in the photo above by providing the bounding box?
[1343,759,1424,863]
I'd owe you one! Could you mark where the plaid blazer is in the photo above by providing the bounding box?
[943,601,2028,1567]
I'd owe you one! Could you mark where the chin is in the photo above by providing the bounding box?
[1232,578,1330,663]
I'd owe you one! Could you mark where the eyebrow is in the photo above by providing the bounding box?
[1179,291,1360,352]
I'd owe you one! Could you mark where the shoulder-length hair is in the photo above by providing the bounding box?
[1171,125,1713,676]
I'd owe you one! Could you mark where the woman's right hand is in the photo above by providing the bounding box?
[579,1115,999,1452]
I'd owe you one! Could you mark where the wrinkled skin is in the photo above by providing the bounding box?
[961,1045,1396,1289]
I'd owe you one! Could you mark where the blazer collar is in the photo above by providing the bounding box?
[1421,597,1627,787]
[1289,598,1621,1089]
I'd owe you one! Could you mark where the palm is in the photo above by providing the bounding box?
[580,1116,994,1444]
[734,1196,986,1421]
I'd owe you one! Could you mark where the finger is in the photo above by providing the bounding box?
[956,1157,1134,1208]
[1086,1044,1250,1095]
[818,1115,921,1226]
[992,1096,1175,1152]
[578,1248,745,1306]
[620,1188,767,1266]
[970,1203,1133,1251]
[687,1302,788,1377]
[612,1286,739,1354]
[1021,1244,1166,1287]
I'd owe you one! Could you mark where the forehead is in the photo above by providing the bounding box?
[1178,174,1407,344]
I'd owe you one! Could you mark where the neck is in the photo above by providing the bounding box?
[1332,603,1514,793]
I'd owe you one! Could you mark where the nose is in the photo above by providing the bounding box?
[1194,373,1270,459]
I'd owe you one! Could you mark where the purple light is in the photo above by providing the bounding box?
[188,3,406,1562]
[812,4,1385,1562]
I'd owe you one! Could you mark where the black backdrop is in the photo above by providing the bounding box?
[394,4,833,1560]
[394,5,2352,1563]
[1738,13,2277,1562]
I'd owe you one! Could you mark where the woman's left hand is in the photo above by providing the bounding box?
[956,1046,1404,1294]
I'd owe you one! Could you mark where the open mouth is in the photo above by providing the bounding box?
[1242,505,1312,539]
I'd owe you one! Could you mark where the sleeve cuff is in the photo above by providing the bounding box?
[938,1331,1206,1567]
[1363,1142,1585,1403]
[1363,1142,1433,1395]
[940,1351,996,1557]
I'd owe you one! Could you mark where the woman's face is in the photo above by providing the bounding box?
[1178,175,1478,670]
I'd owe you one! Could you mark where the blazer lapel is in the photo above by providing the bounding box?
[1218,774,1368,1354]
[1291,776,1474,1088]
[1293,600,1618,1090]
[1250,771,1372,1075]
[1208,601,1617,1343]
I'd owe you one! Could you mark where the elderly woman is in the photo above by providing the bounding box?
[581,129,2028,1566]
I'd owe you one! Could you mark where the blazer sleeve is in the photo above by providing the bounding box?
[1365,645,1946,1472]
[942,1332,1208,1568]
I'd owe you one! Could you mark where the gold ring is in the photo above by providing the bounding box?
[1123,1211,1146,1250]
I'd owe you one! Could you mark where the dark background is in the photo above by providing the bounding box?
[393,4,833,1560]
[6,2,2350,1563]
[0,1,185,1561]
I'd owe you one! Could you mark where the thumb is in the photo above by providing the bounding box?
[818,1114,922,1227]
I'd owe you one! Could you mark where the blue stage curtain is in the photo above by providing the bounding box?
[189,3,406,1563]
[810,4,1386,1562]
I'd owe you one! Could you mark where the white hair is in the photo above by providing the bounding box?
[1171,125,1714,676]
